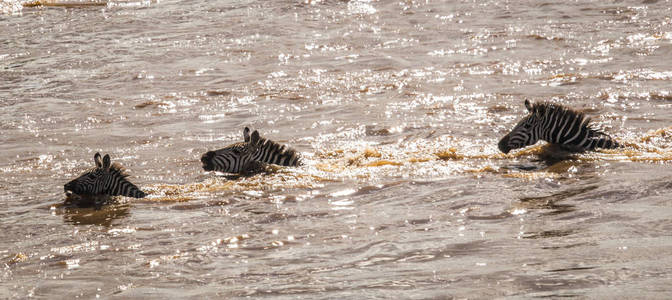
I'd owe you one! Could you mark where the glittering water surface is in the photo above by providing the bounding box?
[2,0,672,298]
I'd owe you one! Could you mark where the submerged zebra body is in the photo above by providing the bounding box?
[64,153,146,206]
[201,127,302,174]
[498,100,620,154]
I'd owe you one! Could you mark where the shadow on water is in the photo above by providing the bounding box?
[517,185,599,216]
[521,229,576,239]
[502,144,581,171]
[467,183,599,222]
[56,202,131,226]
[533,144,582,166]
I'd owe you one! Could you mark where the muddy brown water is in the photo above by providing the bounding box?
[1,0,672,298]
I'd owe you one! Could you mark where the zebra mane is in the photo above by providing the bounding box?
[531,102,592,124]
[530,101,614,136]
[530,102,586,120]
[88,162,129,179]
[253,136,300,158]
[109,163,130,178]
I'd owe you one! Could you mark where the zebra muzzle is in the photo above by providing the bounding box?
[64,182,76,194]
[63,185,81,202]
[498,135,512,154]
[201,151,216,171]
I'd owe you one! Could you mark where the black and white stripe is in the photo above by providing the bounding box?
[201,127,302,174]
[498,100,620,154]
[64,152,146,200]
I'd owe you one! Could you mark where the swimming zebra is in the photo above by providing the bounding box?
[201,127,302,174]
[64,153,146,206]
[498,100,620,154]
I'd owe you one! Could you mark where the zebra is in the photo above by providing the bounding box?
[201,127,302,174]
[498,99,620,154]
[64,152,146,207]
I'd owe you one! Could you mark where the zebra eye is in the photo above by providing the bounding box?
[87,174,96,179]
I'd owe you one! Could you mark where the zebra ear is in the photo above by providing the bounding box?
[243,127,251,143]
[94,152,103,168]
[250,130,261,145]
[102,154,111,170]
[524,99,533,112]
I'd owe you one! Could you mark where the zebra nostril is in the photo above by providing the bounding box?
[498,136,511,154]
[64,183,79,196]
[201,151,214,162]
[201,151,215,171]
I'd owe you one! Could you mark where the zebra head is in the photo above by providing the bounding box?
[201,127,261,173]
[64,153,146,198]
[498,99,542,154]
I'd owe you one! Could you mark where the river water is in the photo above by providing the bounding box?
[2,0,672,298]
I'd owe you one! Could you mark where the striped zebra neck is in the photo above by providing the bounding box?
[106,165,146,198]
[250,137,301,167]
[201,128,302,174]
[534,103,619,151]
[498,101,620,154]
[65,162,146,199]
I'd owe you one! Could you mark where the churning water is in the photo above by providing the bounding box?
[1,0,672,298]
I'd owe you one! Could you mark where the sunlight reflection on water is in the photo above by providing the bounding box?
[2,0,672,298]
